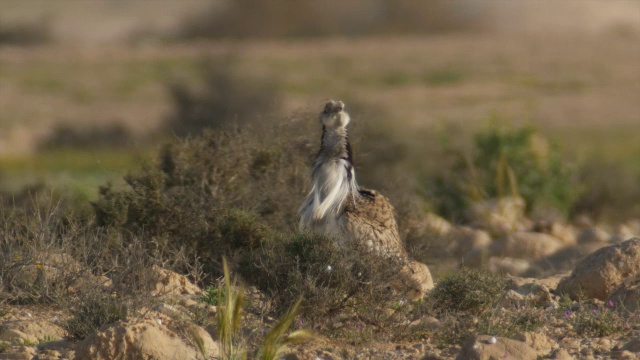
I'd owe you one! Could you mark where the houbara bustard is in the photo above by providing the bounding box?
[298,100,433,299]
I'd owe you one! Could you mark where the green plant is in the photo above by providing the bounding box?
[257,298,315,360]
[429,125,579,219]
[218,258,247,360]
[476,306,546,338]
[200,285,225,306]
[568,302,627,337]
[425,268,507,316]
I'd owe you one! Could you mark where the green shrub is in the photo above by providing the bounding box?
[91,124,316,278]
[425,268,507,316]
[429,125,579,220]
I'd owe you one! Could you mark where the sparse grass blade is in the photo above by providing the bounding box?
[258,297,316,360]
[217,257,246,360]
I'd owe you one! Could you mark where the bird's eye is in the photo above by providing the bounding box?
[323,105,331,113]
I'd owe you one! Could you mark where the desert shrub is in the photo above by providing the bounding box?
[0,19,50,46]
[567,301,628,337]
[242,231,408,336]
[166,60,282,137]
[427,126,579,220]
[476,306,546,338]
[176,0,476,40]
[0,203,80,304]
[40,123,133,150]
[424,268,507,316]
[92,123,314,279]
[63,290,129,341]
[571,160,640,221]
[432,316,473,349]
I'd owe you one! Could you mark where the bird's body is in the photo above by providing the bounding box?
[298,100,432,298]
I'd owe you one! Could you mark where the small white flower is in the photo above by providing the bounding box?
[156,318,163,325]
[326,265,332,272]
[488,336,497,344]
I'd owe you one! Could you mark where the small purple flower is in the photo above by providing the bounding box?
[607,300,615,308]
[564,309,572,318]
[593,308,598,316]
[355,323,364,330]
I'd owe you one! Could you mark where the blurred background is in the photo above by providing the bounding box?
[1,0,639,221]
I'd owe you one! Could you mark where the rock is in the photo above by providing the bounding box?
[448,227,492,257]
[611,224,638,243]
[0,347,36,360]
[0,329,38,345]
[0,320,65,343]
[502,281,553,307]
[125,265,202,298]
[608,274,640,313]
[514,331,557,356]
[488,257,530,275]
[556,238,640,300]
[423,212,453,236]
[549,223,578,246]
[549,348,575,359]
[621,337,640,352]
[615,350,639,360]
[491,232,565,259]
[526,242,608,278]
[457,335,537,360]
[467,196,529,235]
[75,317,218,360]
[577,227,611,243]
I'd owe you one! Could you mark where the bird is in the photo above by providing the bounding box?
[298,100,433,299]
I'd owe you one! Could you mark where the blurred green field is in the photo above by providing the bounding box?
[1,33,639,210]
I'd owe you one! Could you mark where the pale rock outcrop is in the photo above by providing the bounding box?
[556,237,640,300]
[488,257,530,276]
[548,222,578,246]
[467,196,530,236]
[621,337,640,352]
[526,242,608,278]
[457,335,537,360]
[124,265,202,298]
[576,226,610,244]
[491,232,565,259]
[448,226,492,258]
[0,320,65,343]
[549,348,576,360]
[75,317,219,360]
[514,331,558,357]
[502,280,553,307]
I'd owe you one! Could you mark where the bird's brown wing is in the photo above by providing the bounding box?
[341,189,407,259]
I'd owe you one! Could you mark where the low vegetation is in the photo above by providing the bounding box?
[428,126,579,221]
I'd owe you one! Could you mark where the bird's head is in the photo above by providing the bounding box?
[319,100,350,130]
